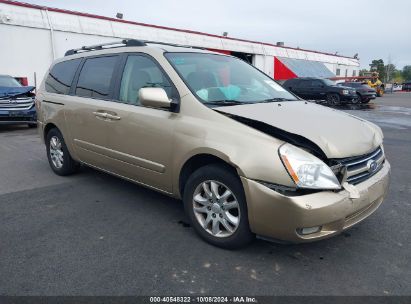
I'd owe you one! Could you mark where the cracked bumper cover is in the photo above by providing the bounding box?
[241,161,391,242]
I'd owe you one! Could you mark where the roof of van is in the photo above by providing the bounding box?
[62,40,221,60]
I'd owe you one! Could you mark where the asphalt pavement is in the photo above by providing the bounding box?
[0,93,410,296]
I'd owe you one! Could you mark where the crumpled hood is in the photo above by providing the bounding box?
[216,101,383,158]
[0,86,35,98]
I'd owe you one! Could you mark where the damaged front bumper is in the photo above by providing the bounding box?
[0,105,37,124]
[241,161,391,243]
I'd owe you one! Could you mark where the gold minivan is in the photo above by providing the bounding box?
[36,40,390,248]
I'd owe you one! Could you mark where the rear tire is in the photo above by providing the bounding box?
[326,93,341,105]
[46,128,79,176]
[183,164,254,249]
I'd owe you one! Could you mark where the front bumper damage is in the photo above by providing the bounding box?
[0,105,37,124]
[241,161,391,243]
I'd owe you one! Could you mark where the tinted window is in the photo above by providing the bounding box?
[45,59,81,94]
[75,56,117,99]
[297,80,310,88]
[119,55,173,105]
[311,80,323,87]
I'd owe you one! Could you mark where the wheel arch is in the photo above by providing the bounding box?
[43,122,59,142]
[178,153,241,198]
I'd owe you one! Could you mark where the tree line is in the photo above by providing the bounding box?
[359,59,411,83]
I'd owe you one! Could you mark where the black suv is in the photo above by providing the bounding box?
[337,82,376,103]
[283,77,357,105]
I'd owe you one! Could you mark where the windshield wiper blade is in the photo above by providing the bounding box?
[204,100,249,106]
[259,98,296,103]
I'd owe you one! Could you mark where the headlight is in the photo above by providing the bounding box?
[278,143,341,190]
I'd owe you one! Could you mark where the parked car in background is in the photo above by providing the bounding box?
[283,77,357,105]
[0,74,36,127]
[402,81,411,91]
[36,40,390,248]
[337,82,376,103]
[392,84,402,91]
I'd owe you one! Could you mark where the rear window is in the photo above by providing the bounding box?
[75,56,118,99]
[45,59,81,94]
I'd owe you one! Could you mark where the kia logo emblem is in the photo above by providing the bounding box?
[367,160,378,173]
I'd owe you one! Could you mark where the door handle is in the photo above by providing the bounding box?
[93,111,108,118]
[92,111,121,121]
[105,113,121,120]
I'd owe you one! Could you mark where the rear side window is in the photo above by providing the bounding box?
[45,59,81,94]
[311,80,323,87]
[75,56,118,99]
[297,80,309,88]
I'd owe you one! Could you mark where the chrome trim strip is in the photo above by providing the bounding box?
[344,148,382,167]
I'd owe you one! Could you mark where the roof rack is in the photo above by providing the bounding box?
[143,41,206,50]
[64,39,145,56]
[64,39,206,56]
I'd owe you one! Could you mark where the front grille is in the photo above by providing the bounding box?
[333,147,385,185]
[0,97,34,111]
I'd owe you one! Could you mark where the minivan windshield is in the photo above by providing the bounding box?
[165,52,298,105]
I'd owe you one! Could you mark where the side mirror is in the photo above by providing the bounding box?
[139,87,171,109]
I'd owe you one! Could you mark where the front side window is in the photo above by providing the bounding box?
[119,55,173,105]
[165,53,297,105]
[45,59,81,94]
[75,56,118,99]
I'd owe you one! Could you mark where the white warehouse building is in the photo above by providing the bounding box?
[0,0,360,87]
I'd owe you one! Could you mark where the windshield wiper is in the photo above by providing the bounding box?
[259,98,297,103]
[204,100,250,106]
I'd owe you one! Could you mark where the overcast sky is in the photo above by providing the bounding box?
[22,0,411,69]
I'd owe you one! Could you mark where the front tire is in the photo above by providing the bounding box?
[183,164,254,249]
[46,128,79,176]
[352,93,362,104]
[326,93,341,105]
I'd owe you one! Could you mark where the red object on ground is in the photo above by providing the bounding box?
[274,57,297,80]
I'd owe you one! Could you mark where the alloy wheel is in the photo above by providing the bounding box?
[49,136,64,169]
[192,180,240,238]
